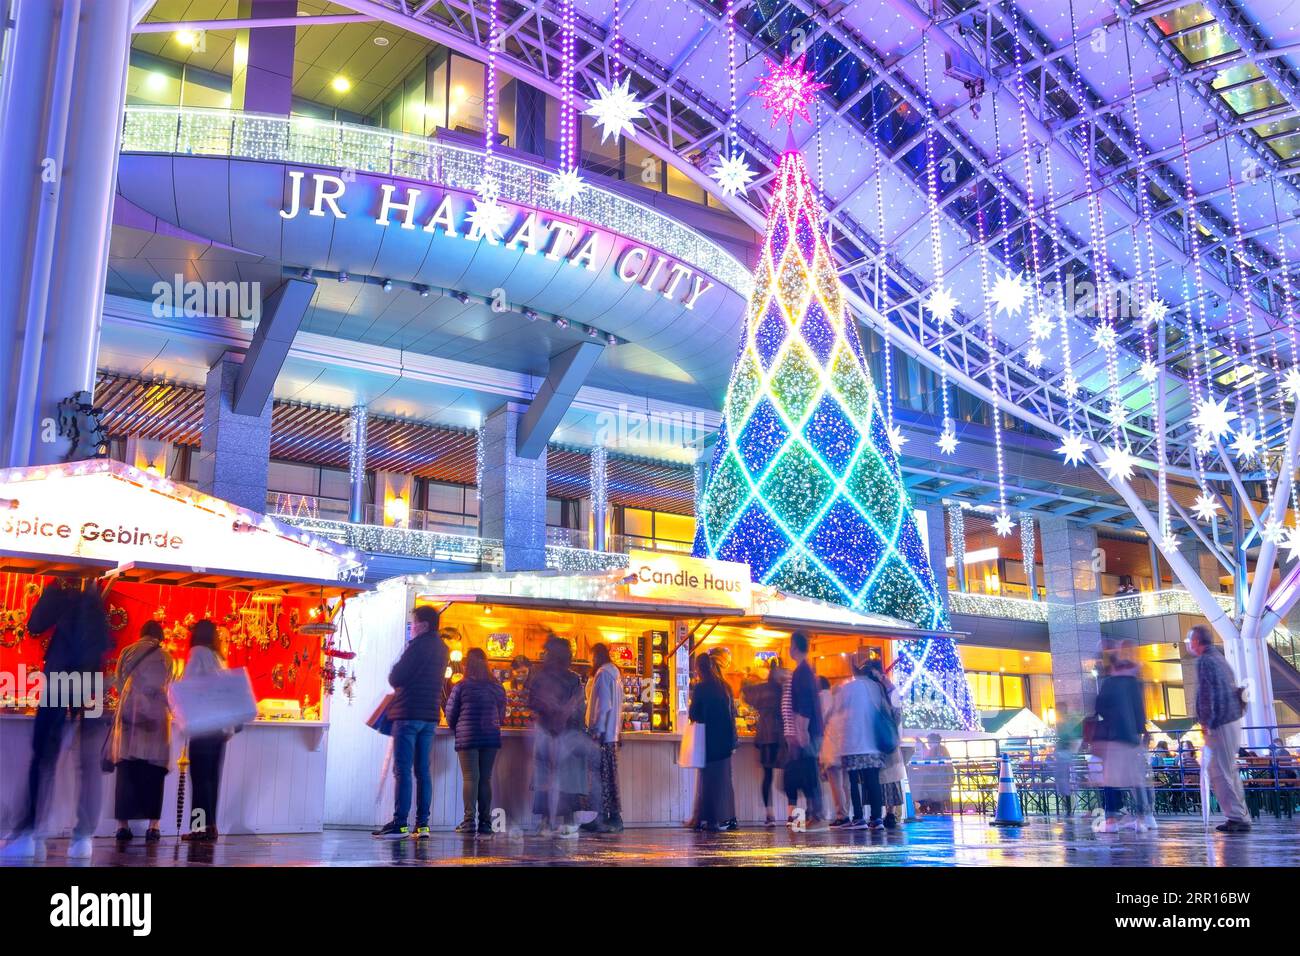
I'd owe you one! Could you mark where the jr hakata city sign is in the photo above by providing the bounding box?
[278,170,716,309]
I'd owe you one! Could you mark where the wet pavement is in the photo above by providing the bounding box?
[5,816,1298,866]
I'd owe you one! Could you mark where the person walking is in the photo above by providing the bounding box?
[373,605,449,840]
[528,635,587,837]
[581,643,624,833]
[444,647,505,835]
[688,653,737,832]
[820,676,851,827]
[782,631,827,831]
[1092,643,1149,832]
[0,582,112,861]
[740,659,786,825]
[837,656,895,829]
[876,664,907,828]
[111,620,174,842]
[1187,624,1251,833]
[182,619,237,842]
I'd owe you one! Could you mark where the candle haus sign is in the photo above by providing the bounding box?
[279,170,716,310]
[625,550,751,610]
[0,461,359,583]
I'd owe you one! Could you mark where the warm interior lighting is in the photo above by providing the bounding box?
[175,29,198,47]
[384,495,409,525]
[331,75,351,93]
[146,72,167,92]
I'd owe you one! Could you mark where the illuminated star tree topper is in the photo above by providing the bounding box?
[692,80,977,731]
[753,53,830,128]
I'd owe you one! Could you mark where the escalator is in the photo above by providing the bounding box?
[1268,645,1300,714]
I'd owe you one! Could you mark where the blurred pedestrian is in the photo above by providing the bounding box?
[374,604,449,840]
[111,619,174,843]
[837,656,896,829]
[0,582,111,861]
[528,635,587,837]
[1270,737,1297,780]
[1187,625,1251,833]
[688,653,737,832]
[915,733,954,813]
[581,642,624,833]
[444,647,505,835]
[182,619,238,842]
[782,631,827,831]
[876,663,907,828]
[820,676,851,827]
[741,659,786,826]
[1092,642,1149,832]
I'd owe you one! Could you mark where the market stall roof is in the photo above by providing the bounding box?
[0,549,117,578]
[418,590,747,622]
[724,614,962,642]
[106,561,367,599]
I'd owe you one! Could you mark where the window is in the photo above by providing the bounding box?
[965,671,1030,711]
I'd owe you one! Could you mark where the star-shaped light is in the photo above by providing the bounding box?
[548,168,586,203]
[989,271,1029,316]
[993,513,1016,537]
[1141,297,1169,327]
[927,286,958,323]
[1138,360,1160,383]
[1029,313,1054,341]
[1262,518,1287,544]
[1283,367,1300,400]
[887,424,908,454]
[1107,402,1129,427]
[753,53,829,127]
[1062,373,1080,397]
[1191,493,1220,522]
[475,174,501,203]
[1092,324,1117,351]
[1160,534,1181,554]
[465,197,512,242]
[1193,430,1215,455]
[1283,527,1300,564]
[1057,432,1089,466]
[936,428,959,455]
[584,74,649,143]
[1026,345,1045,368]
[1230,428,1261,461]
[1192,395,1238,441]
[1098,444,1138,482]
[711,152,757,197]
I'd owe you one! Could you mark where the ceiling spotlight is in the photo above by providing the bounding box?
[606,333,618,346]
[554,317,569,329]
[418,285,430,297]
[382,279,393,293]
[338,271,349,283]
[587,325,600,338]
[523,308,540,321]
[331,76,351,93]
[373,36,390,47]
[175,29,199,48]
[452,290,471,304]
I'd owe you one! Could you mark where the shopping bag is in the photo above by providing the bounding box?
[167,667,257,738]
[367,693,396,736]
[678,720,707,769]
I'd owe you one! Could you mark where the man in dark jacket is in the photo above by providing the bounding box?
[782,631,827,830]
[374,605,449,839]
[1187,625,1250,832]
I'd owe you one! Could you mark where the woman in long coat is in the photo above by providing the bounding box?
[111,620,174,841]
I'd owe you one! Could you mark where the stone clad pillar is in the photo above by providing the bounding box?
[347,404,367,524]
[232,0,298,115]
[589,445,608,551]
[197,352,272,513]
[1039,515,1104,720]
[919,503,950,611]
[479,404,547,570]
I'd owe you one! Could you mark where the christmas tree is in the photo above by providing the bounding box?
[693,56,977,730]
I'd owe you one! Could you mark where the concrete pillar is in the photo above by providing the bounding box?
[919,503,950,610]
[374,471,414,527]
[2,0,133,466]
[479,404,547,570]
[947,504,967,593]
[590,445,608,551]
[124,436,173,476]
[347,405,367,524]
[1196,547,1224,594]
[197,353,271,512]
[232,0,297,115]
[1040,515,1104,720]
[1019,512,1038,600]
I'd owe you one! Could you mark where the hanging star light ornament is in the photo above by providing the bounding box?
[1057,432,1089,466]
[1062,373,1080,397]
[584,74,649,143]
[1193,430,1215,455]
[1283,527,1300,564]
[1262,518,1287,544]
[1107,402,1129,427]
[1099,443,1138,481]
[1160,533,1181,554]
[1230,428,1261,461]
[926,286,958,323]
[1283,366,1300,400]
[1138,360,1160,383]
[1026,345,1045,368]
[1092,324,1117,351]
[1192,395,1238,441]
[1141,297,1169,327]
[475,174,501,204]
[548,168,586,203]
[1029,313,1054,340]
[989,271,1029,316]
[753,52,830,127]
[993,513,1016,537]
[1191,492,1220,522]
[712,151,757,197]
[465,197,512,242]
[936,422,960,455]
[887,423,908,454]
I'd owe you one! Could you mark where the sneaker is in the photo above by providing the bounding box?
[1,833,37,859]
[145,829,161,843]
[1095,818,1120,833]
[413,826,431,839]
[477,823,494,836]
[373,821,410,840]
[454,820,476,833]
[802,818,830,832]
[867,819,884,831]
[578,819,602,833]
[1215,820,1252,833]
[828,817,853,828]
[719,819,739,832]
[764,815,777,827]
[556,824,580,839]
[1142,814,1158,830]
[596,817,625,834]
[884,813,898,830]
[848,818,868,829]
[115,828,133,842]
[67,837,93,859]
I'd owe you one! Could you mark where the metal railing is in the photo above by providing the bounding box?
[119,105,752,297]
